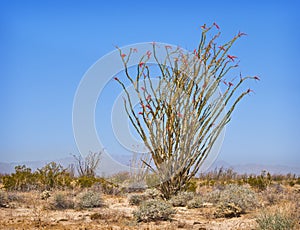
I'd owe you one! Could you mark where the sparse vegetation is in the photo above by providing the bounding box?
[50,192,74,210]
[77,190,104,209]
[206,184,258,214]
[128,193,148,206]
[0,190,8,207]
[187,196,204,209]
[0,162,299,229]
[133,199,175,222]
[169,192,194,207]
[256,208,297,230]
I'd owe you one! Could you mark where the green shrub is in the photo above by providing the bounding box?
[2,165,37,191]
[206,184,258,213]
[169,192,194,207]
[77,191,103,208]
[51,193,74,210]
[133,199,175,222]
[256,211,296,230]
[247,171,271,191]
[36,162,72,190]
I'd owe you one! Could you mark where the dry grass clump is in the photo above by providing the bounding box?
[133,199,176,222]
[255,204,298,230]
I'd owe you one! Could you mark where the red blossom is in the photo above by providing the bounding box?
[227,55,238,62]
[114,77,119,81]
[165,45,172,49]
[146,104,151,109]
[138,112,143,115]
[121,53,126,58]
[218,46,226,51]
[228,82,234,87]
[213,22,220,30]
[141,87,145,91]
[132,48,138,53]
[177,113,183,118]
[146,95,151,100]
[223,80,228,86]
[146,50,152,58]
[200,24,206,29]
[139,62,144,67]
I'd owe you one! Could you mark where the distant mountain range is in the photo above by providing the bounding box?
[0,156,299,176]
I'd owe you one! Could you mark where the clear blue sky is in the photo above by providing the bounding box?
[1,0,299,167]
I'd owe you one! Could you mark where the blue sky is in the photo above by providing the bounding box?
[0,1,299,168]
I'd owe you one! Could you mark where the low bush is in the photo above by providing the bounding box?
[256,211,296,230]
[0,190,8,207]
[128,194,147,206]
[169,192,194,207]
[51,193,74,210]
[206,184,258,214]
[133,199,175,222]
[77,190,103,208]
[187,196,204,209]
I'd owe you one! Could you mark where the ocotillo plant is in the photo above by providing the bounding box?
[115,23,259,199]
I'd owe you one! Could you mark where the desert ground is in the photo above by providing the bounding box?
[1,171,299,230]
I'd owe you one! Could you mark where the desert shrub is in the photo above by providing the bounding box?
[133,199,175,222]
[260,184,285,206]
[77,190,103,208]
[0,190,8,207]
[187,196,204,209]
[36,162,72,190]
[76,176,98,188]
[206,184,258,213]
[2,165,38,191]
[128,194,148,206]
[214,202,243,218]
[169,192,194,207]
[144,188,160,199]
[51,193,74,210]
[7,192,24,202]
[185,179,198,193]
[247,171,271,191]
[256,211,296,230]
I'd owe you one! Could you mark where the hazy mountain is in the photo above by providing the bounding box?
[0,156,299,176]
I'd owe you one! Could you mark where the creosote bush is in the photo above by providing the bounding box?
[133,199,175,222]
